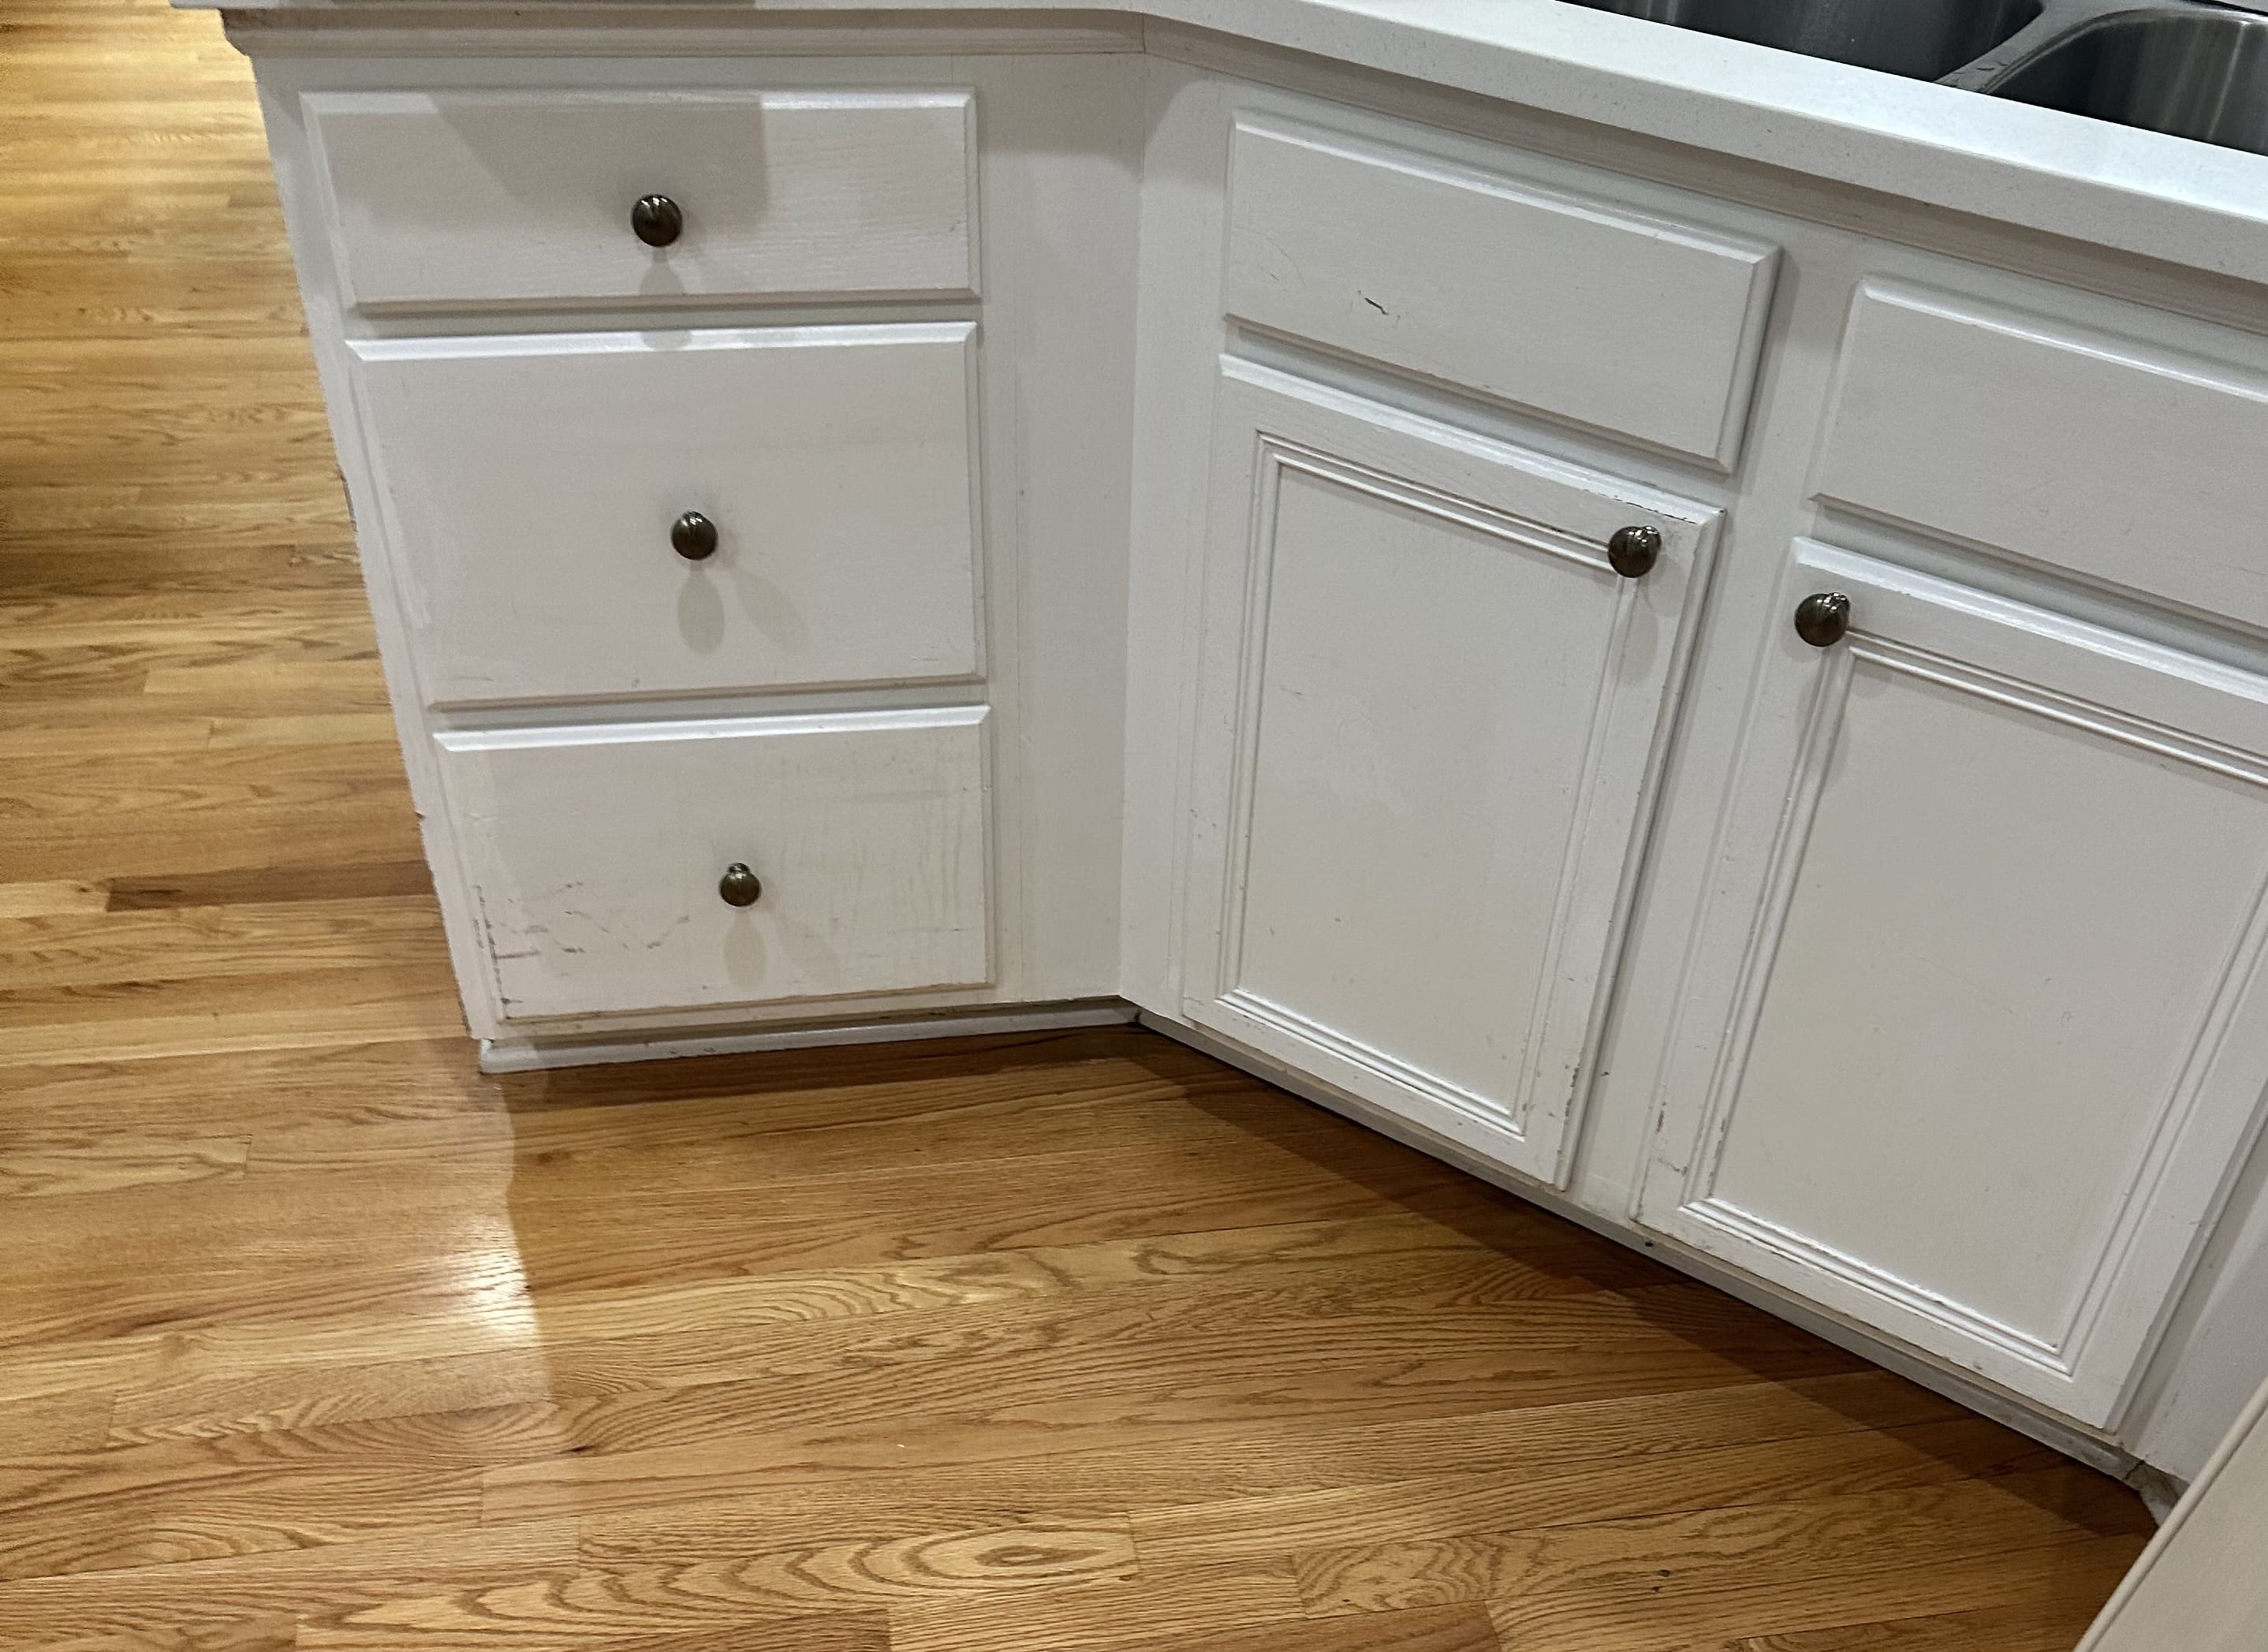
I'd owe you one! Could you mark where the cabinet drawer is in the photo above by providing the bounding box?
[1815,283,2268,631]
[354,324,980,707]
[307,89,977,311]
[436,707,992,1023]
[1224,118,1778,467]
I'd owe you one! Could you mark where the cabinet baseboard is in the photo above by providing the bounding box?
[477,999,1136,1073]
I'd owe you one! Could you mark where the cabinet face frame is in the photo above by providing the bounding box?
[1180,360,1720,1187]
[1636,540,2268,1426]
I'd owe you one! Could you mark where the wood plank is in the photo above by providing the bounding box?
[0,1131,250,1199]
[1296,1467,2149,1618]
[0,1390,112,1454]
[0,1445,483,1581]
[1054,1603,1505,1652]
[571,1370,1959,1530]
[885,1557,1306,1652]
[290,1522,1129,1648]
[0,1519,582,1651]
[1721,1597,2117,1650]
[1484,1533,2148,1652]
[1132,1415,2063,1567]
[484,1280,1860,1523]
[105,860,435,909]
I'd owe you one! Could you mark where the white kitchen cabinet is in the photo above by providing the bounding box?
[1636,542,2268,1425]
[1181,363,1718,1186]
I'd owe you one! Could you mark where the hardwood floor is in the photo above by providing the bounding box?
[0,0,2151,1645]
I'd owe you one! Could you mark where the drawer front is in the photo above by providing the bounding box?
[1224,118,1778,467]
[308,89,976,311]
[355,325,980,707]
[1815,282,2268,632]
[436,707,992,1022]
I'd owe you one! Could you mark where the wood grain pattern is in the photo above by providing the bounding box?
[0,1,2147,1647]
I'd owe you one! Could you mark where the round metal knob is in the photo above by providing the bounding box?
[1794,591,1852,648]
[631,193,683,248]
[670,510,718,562]
[718,863,763,908]
[1606,524,1662,580]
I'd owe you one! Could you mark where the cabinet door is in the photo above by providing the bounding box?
[1181,365,1718,1184]
[1638,543,2268,1425]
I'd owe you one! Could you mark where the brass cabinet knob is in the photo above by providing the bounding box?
[631,193,683,248]
[1794,591,1852,647]
[1606,524,1662,580]
[670,510,718,561]
[718,863,763,908]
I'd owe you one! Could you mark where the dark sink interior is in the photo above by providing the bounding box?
[1559,0,2045,80]
[1983,9,2268,155]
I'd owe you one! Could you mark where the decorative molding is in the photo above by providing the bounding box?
[1681,1195,2074,1374]
[226,9,1146,58]
[1217,988,1529,1149]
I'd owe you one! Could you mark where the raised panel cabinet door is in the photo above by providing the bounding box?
[1637,543,2268,1426]
[1181,362,1719,1186]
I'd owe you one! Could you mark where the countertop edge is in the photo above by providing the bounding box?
[191,0,2268,290]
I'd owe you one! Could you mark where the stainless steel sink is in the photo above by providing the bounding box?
[1557,0,2044,80]
[1557,0,2268,155]
[1979,8,2268,153]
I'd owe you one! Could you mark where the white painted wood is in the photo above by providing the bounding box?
[434,707,993,1022]
[306,88,978,310]
[2128,1126,2268,1482]
[1182,362,1718,1186]
[1223,115,1779,467]
[2080,1374,2268,1650]
[479,1001,1135,1073]
[353,323,981,706]
[244,49,1137,1044]
[1815,282,2268,632]
[1638,542,2268,1425]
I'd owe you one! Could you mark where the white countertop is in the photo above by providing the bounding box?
[202,0,2268,287]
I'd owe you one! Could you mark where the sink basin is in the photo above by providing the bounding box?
[1559,0,2043,80]
[1981,8,2268,154]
